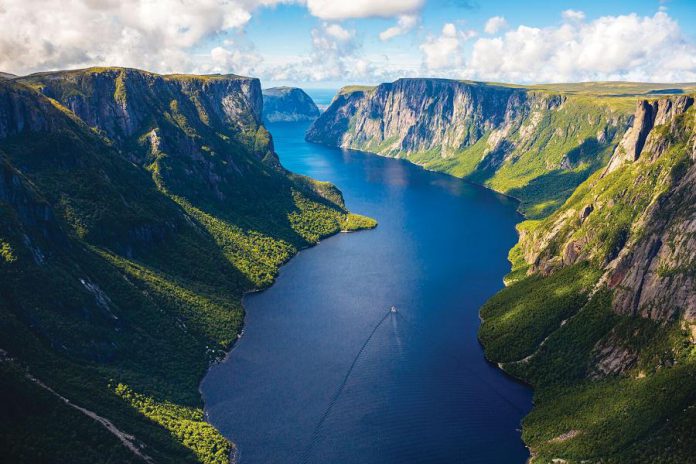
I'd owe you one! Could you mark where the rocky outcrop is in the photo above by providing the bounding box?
[307,79,529,156]
[518,95,696,322]
[589,337,638,379]
[21,68,267,154]
[0,81,68,137]
[18,68,284,210]
[607,159,696,321]
[604,96,694,174]
[262,87,320,122]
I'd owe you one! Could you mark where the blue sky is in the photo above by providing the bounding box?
[2,0,696,88]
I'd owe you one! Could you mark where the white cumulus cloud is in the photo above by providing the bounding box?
[464,11,696,83]
[562,9,586,21]
[207,44,263,76]
[379,15,419,41]
[267,22,365,81]
[0,0,289,75]
[304,0,424,20]
[484,16,507,34]
[420,23,475,73]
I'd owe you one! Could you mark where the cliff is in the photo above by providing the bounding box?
[516,95,696,321]
[307,78,636,218]
[0,69,372,464]
[480,95,696,462]
[262,86,320,122]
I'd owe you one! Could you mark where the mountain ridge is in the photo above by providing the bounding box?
[0,68,374,464]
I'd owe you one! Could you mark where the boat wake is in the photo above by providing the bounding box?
[300,306,398,463]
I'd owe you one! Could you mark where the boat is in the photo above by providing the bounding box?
[390,306,398,313]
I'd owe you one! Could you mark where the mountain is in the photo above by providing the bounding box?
[262,86,320,123]
[308,79,696,462]
[0,72,16,79]
[307,78,696,218]
[480,94,696,463]
[0,68,374,464]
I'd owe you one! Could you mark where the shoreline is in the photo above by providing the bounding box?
[199,218,377,463]
[203,133,530,464]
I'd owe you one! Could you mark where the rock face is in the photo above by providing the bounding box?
[604,96,694,174]
[262,86,320,122]
[19,68,284,209]
[519,95,696,322]
[307,78,527,155]
[307,78,632,218]
[479,93,696,463]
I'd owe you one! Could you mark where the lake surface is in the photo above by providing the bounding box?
[201,114,533,463]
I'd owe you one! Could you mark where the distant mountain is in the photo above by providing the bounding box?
[263,86,320,122]
[0,72,16,79]
[0,67,373,464]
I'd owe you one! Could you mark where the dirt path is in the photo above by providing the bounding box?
[25,371,155,463]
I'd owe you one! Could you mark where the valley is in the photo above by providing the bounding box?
[309,79,696,462]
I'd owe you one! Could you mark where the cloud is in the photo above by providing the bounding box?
[484,16,507,34]
[0,0,289,75]
[304,0,424,20]
[420,23,475,72]
[323,23,354,41]
[464,11,696,82]
[266,22,365,81]
[379,15,419,41]
[207,44,263,76]
[562,9,585,21]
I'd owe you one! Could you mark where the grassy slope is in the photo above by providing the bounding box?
[430,95,632,217]
[0,73,374,463]
[480,103,696,462]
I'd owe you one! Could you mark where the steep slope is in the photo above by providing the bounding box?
[480,95,696,462]
[0,69,374,464]
[306,79,694,218]
[262,86,320,122]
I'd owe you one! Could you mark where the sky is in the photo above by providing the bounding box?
[1,0,696,88]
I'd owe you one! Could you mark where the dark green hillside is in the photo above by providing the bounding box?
[0,71,373,464]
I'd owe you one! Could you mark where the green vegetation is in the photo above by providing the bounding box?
[338,85,375,95]
[480,263,602,363]
[493,289,696,463]
[417,95,629,218]
[115,384,231,464]
[321,80,694,219]
[479,100,696,462]
[0,240,15,263]
[526,81,696,97]
[341,213,378,231]
[0,70,374,463]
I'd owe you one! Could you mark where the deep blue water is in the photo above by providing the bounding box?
[303,88,336,111]
[201,117,533,463]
